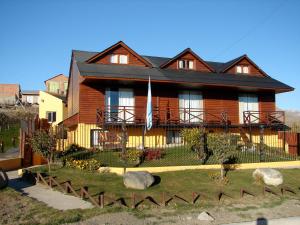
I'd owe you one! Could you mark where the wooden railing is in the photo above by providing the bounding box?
[243,111,285,125]
[96,106,228,126]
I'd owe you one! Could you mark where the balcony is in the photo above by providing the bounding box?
[96,106,228,127]
[243,111,285,126]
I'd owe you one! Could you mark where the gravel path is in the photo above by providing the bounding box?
[7,171,94,210]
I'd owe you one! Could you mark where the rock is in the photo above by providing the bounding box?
[123,171,155,190]
[253,168,283,186]
[98,167,110,173]
[0,169,9,189]
[197,211,214,221]
[17,169,24,177]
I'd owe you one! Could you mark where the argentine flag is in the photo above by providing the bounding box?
[146,76,152,131]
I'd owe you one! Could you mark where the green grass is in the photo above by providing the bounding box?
[0,123,20,152]
[76,146,298,168]
[30,166,300,207]
[0,187,121,225]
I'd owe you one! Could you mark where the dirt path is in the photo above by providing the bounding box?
[67,198,300,225]
[7,171,94,210]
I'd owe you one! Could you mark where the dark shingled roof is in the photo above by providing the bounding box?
[72,50,293,93]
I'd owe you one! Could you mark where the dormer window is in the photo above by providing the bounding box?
[237,65,249,74]
[110,54,128,64]
[178,60,194,70]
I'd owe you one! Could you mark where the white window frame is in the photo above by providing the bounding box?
[119,55,128,64]
[105,88,134,122]
[46,111,56,123]
[239,94,259,124]
[179,91,203,123]
[178,59,194,70]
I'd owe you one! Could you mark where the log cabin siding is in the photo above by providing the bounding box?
[67,58,80,117]
[203,90,239,124]
[79,83,105,123]
[225,58,264,77]
[93,45,147,67]
[165,52,212,72]
[77,82,276,126]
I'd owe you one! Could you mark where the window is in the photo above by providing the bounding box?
[119,55,128,64]
[46,111,56,123]
[105,88,134,122]
[91,129,102,147]
[237,65,249,74]
[238,94,259,123]
[167,130,182,144]
[110,54,128,64]
[64,82,68,93]
[49,82,59,93]
[178,60,194,70]
[179,91,203,123]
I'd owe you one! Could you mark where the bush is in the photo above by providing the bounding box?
[65,158,101,171]
[124,149,144,163]
[144,149,165,161]
[58,144,85,158]
[181,128,208,161]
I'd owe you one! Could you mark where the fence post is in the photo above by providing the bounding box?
[259,125,265,162]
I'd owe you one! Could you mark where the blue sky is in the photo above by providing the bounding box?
[0,0,299,110]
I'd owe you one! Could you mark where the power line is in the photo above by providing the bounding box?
[212,0,287,60]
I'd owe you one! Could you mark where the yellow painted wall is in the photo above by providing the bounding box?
[64,123,287,152]
[63,123,166,149]
[39,91,67,126]
[108,160,300,175]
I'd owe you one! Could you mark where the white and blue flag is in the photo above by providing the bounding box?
[146,76,152,131]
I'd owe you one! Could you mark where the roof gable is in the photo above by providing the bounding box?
[86,41,152,67]
[160,48,215,72]
[222,55,268,77]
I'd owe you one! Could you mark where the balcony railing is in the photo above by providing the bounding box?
[96,106,228,126]
[243,111,285,125]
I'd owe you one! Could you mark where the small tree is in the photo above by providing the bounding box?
[30,130,56,172]
[207,133,238,179]
[181,128,207,162]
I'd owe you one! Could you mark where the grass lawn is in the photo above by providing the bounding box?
[79,146,298,168]
[0,187,118,225]
[0,123,20,153]
[30,166,300,207]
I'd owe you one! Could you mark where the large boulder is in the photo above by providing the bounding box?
[0,169,9,189]
[253,168,283,186]
[123,171,155,190]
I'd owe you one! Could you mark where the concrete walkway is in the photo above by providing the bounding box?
[7,171,94,210]
[222,216,300,225]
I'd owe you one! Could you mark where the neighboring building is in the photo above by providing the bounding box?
[63,41,293,149]
[39,91,67,126]
[0,84,20,106]
[44,74,68,96]
[22,90,39,105]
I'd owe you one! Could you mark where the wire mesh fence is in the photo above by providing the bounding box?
[52,122,300,168]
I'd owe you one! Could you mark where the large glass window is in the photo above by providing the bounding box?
[239,94,259,123]
[105,88,134,122]
[179,91,203,123]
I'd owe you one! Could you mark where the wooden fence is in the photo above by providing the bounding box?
[22,171,300,209]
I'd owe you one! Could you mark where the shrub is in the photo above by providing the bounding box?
[58,144,85,158]
[208,171,229,186]
[181,128,208,161]
[30,130,56,172]
[65,158,101,171]
[207,133,239,179]
[144,149,164,161]
[124,149,144,162]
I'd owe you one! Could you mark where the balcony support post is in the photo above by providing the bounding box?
[259,125,265,162]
